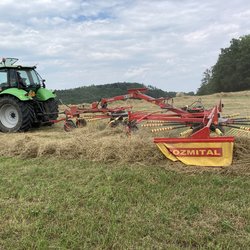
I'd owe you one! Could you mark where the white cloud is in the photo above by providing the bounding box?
[0,0,250,92]
[124,65,151,78]
[184,30,209,43]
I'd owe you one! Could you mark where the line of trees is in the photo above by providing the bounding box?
[197,35,250,95]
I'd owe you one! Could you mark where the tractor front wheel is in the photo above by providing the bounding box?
[0,96,34,132]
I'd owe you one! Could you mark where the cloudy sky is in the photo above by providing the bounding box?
[1,0,250,92]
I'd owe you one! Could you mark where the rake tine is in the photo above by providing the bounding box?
[146,120,166,123]
[163,122,187,126]
[146,120,185,125]
[141,123,165,127]
[151,125,187,133]
[145,122,185,127]
[231,117,250,120]
[226,128,250,137]
[223,124,250,132]
[227,129,236,135]
[223,113,240,118]
[230,122,250,126]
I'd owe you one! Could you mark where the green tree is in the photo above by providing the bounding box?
[197,35,250,95]
[197,68,212,95]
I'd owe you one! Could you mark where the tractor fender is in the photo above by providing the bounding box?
[0,88,32,101]
[36,88,56,101]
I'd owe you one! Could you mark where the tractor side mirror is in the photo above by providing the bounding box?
[42,79,46,88]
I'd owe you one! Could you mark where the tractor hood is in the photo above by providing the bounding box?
[0,87,56,101]
[36,88,56,101]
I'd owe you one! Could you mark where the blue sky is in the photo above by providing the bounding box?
[1,0,250,92]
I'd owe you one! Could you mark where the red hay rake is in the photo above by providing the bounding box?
[53,88,250,167]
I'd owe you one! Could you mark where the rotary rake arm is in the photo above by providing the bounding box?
[94,87,178,111]
[126,102,224,137]
[49,102,133,132]
[127,88,171,109]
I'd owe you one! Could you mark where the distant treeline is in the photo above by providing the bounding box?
[55,82,194,104]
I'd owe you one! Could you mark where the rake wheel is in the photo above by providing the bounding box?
[64,119,76,132]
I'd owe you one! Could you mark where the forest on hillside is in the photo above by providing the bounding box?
[197,34,250,95]
[55,82,193,104]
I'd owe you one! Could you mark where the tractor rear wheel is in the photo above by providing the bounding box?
[0,96,34,132]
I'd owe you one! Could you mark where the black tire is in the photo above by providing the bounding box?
[0,96,35,132]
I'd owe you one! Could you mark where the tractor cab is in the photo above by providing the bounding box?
[0,58,45,92]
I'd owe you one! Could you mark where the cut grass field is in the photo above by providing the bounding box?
[0,91,250,249]
[0,158,249,249]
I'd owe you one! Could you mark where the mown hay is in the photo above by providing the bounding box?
[0,124,164,165]
[0,121,249,175]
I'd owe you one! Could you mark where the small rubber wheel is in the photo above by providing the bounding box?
[76,118,87,128]
[64,120,76,132]
[109,119,119,127]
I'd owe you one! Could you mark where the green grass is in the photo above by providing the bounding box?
[0,157,249,249]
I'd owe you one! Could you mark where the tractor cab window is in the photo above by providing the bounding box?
[0,69,8,88]
[17,70,29,87]
[9,69,28,88]
[30,70,41,85]
[16,69,41,88]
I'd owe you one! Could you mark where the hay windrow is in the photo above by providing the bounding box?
[0,124,164,164]
[0,121,249,175]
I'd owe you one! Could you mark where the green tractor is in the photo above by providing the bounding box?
[0,58,59,132]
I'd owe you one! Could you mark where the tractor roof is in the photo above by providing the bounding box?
[0,65,36,70]
[0,58,36,69]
